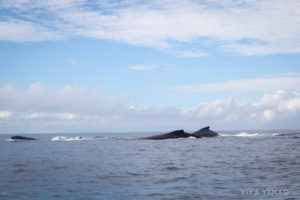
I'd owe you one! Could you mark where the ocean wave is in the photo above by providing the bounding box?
[220,131,300,138]
[6,138,36,142]
[176,136,197,140]
[274,132,300,137]
[6,138,20,142]
[9,132,300,142]
[234,132,260,137]
[51,136,87,141]
[220,132,265,137]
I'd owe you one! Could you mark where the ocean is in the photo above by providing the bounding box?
[0,130,299,200]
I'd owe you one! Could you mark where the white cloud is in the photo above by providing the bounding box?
[170,73,300,93]
[0,0,299,55]
[0,82,106,114]
[128,65,157,71]
[176,50,208,58]
[179,90,300,128]
[0,111,13,119]
[222,42,300,56]
[21,113,45,119]
[263,110,275,121]
[0,20,63,42]
[57,113,77,120]
[1,83,300,132]
[20,112,77,120]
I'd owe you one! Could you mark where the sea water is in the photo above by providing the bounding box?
[0,131,299,200]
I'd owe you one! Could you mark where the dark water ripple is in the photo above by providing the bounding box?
[0,132,300,199]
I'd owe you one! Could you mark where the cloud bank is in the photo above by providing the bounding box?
[1,83,300,133]
[0,0,299,55]
[128,65,157,71]
[170,73,300,93]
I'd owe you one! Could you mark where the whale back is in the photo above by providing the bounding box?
[143,127,218,140]
[143,130,192,140]
[11,136,36,140]
[192,126,218,138]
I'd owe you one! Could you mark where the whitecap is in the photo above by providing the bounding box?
[219,132,260,137]
[218,134,232,137]
[51,136,111,141]
[51,136,88,141]
[234,132,260,137]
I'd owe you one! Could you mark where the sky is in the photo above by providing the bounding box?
[0,0,300,133]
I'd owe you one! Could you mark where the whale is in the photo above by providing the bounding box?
[143,126,218,140]
[192,126,218,138]
[10,136,37,141]
[142,130,193,140]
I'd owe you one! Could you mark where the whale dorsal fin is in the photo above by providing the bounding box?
[200,126,210,130]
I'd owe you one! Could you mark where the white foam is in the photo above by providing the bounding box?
[6,138,15,142]
[177,136,197,140]
[6,138,35,142]
[51,136,109,141]
[272,133,281,136]
[219,132,260,137]
[235,132,260,137]
[219,134,232,137]
[51,136,89,141]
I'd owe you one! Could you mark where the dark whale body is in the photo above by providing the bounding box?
[143,130,193,140]
[11,136,37,141]
[192,126,218,138]
[143,126,218,140]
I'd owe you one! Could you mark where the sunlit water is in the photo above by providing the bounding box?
[1,131,299,200]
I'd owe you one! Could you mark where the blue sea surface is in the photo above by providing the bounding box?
[0,131,299,200]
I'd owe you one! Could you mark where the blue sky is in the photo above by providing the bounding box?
[0,0,300,132]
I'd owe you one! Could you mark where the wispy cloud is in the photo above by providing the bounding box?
[0,0,299,55]
[128,65,157,71]
[20,112,76,120]
[176,50,208,58]
[66,59,79,64]
[170,73,300,93]
[0,20,63,42]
